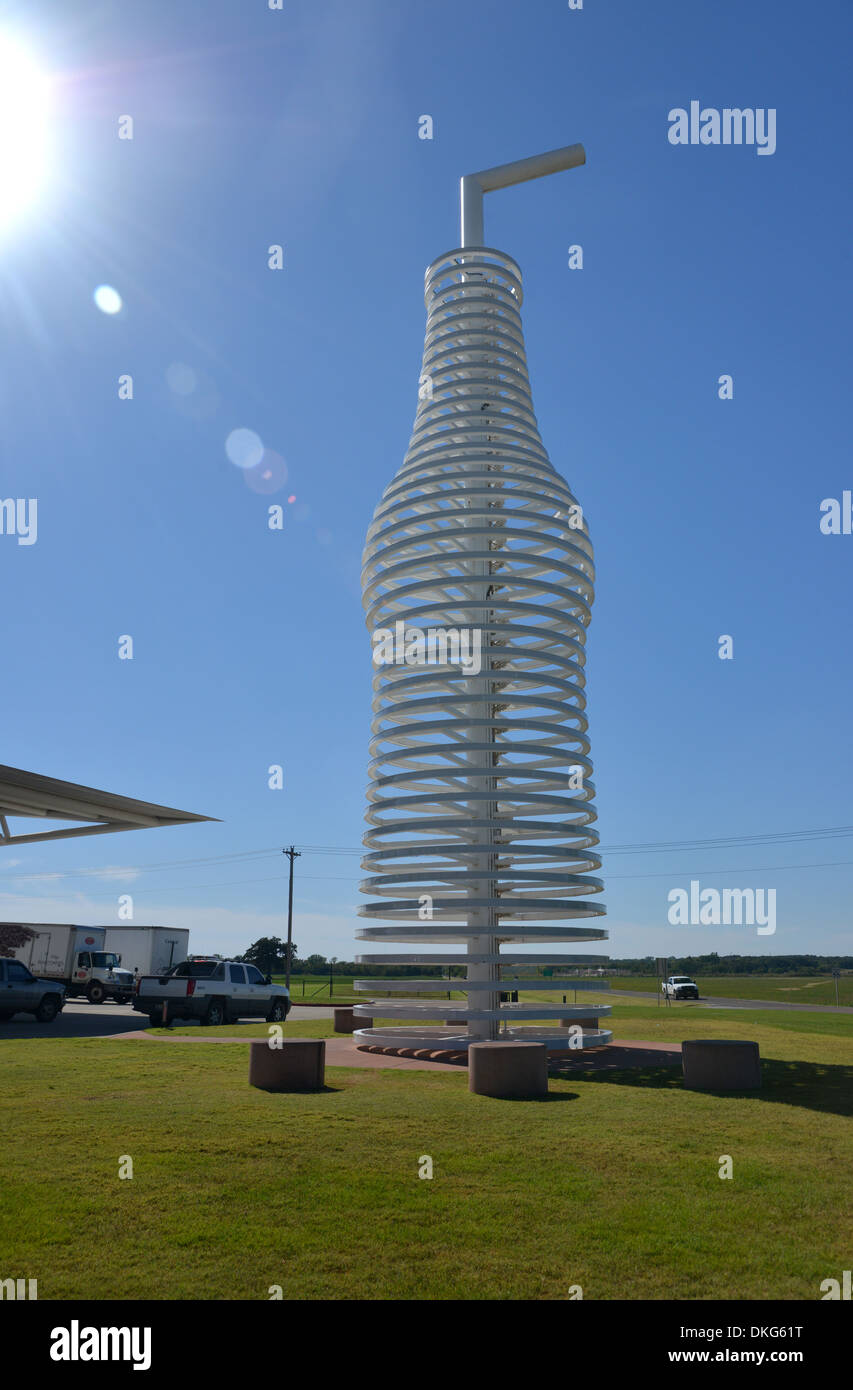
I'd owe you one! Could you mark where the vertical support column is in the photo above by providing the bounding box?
[461,265,499,1041]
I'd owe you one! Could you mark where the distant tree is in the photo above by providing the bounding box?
[238,937,296,974]
[303,953,328,974]
[0,923,35,958]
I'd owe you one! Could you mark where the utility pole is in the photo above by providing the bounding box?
[283,846,301,992]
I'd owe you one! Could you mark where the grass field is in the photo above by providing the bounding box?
[276,974,466,1006]
[280,974,359,1004]
[596,975,853,1006]
[1,998,851,1300]
[279,974,853,1007]
[160,997,853,1044]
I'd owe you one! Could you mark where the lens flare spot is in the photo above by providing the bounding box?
[166,362,198,396]
[225,427,264,470]
[243,449,288,495]
[94,285,122,315]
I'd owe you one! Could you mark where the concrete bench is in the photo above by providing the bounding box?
[333,1007,373,1033]
[682,1039,761,1091]
[249,1038,325,1092]
[468,1040,548,1098]
[559,1015,600,1031]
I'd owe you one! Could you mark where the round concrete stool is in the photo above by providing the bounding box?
[559,1015,600,1031]
[468,1041,548,1098]
[334,1007,374,1033]
[682,1039,761,1090]
[249,1038,325,1091]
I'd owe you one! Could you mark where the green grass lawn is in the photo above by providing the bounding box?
[280,973,853,1007]
[1,1001,851,1300]
[598,975,853,1006]
[280,975,359,1004]
[279,974,465,1006]
[159,996,853,1045]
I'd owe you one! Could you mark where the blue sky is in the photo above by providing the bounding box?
[0,0,850,961]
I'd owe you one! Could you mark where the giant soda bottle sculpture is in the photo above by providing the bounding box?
[355,146,611,1051]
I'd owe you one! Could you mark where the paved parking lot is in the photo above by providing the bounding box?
[0,999,336,1040]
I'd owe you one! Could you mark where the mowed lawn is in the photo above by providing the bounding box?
[276,975,466,1005]
[1,1003,851,1301]
[275,975,360,1005]
[280,973,853,1007]
[599,975,853,1006]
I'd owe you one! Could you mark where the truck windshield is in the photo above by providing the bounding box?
[91,953,120,969]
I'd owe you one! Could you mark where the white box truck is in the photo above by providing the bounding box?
[2,923,135,1003]
[105,926,189,981]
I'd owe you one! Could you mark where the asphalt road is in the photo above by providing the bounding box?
[0,999,337,1040]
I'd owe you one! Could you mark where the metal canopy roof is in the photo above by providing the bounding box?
[0,764,216,847]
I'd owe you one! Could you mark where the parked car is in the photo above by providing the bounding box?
[133,958,291,1026]
[0,957,66,1022]
[662,974,699,1000]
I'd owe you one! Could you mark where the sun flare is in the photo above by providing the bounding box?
[0,35,52,229]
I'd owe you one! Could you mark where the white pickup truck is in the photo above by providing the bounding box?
[662,974,699,1000]
[133,958,290,1026]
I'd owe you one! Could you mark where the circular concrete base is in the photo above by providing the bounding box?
[353,1024,612,1051]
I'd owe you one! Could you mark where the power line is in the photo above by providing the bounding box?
[2,823,853,897]
[16,857,853,903]
[296,824,853,858]
[0,846,286,885]
[283,845,301,991]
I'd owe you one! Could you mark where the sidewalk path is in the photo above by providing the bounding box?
[111,1030,682,1073]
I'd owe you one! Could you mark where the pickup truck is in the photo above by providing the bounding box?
[0,958,65,1022]
[133,958,291,1026]
[662,974,699,1000]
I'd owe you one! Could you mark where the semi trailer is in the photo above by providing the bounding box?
[104,926,189,980]
[1,923,134,1003]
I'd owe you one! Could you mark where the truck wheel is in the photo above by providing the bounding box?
[87,982,106,1004]
[35,996,60,1023]
[266,1000,287,1023]
[147,1008,166,1027]
[203,999,226,1027]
